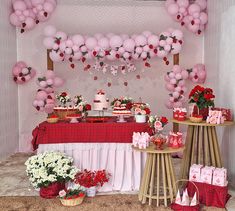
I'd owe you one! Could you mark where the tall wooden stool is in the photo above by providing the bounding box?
[133,145,184,207]
[172,119,234,179]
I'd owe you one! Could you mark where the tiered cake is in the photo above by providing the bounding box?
[93,90,109,111]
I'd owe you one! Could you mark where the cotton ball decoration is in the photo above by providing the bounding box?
[12,61,36,84]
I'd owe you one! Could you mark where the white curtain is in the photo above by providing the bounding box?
[38,143,146,192]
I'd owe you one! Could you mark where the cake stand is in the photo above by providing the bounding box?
[114,113,131,123]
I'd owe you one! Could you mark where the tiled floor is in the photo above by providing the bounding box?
[0,153,234,210]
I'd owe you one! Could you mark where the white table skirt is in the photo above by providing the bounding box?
[38,143,146,192]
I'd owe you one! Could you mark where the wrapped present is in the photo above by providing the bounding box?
[189,164,203,182]
[212,108,232,121]
[132,132,150,149]
[168,131,184,148]
[206,110,224,124]
[200,166,215,184]
[212,168,227,187]
[173,108,187,121]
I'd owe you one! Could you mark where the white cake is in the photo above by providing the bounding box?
[93,90,109,111]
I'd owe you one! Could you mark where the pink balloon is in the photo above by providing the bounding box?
[167,3,179,16]
[43,2,55,13]
[170,78,177,85]
[142,31,152,38]
[195,0,207,10]
[157,49,167,58]
[55,31,67,41]
[43,37,54,49]
[71,34,84,47]
[44,103,54,114]
[187,23,200,33]
[45,87,54,93]
[172,65,181,73]
[12,66,22,76]
[171,43,182,54]
[123,39,135,52]
[175,73,182,80]
[110,35,123,49]
[165,83,175,91]
[188,4,201,15]
[173,101,183,108]
[13,1,27,11]
[33,100,38,107]
[98,37,110,50]
[46,99,54,104]
[148,35,159,47]
[165,0,175,8]
[178,80,185,86]
[53,77,64,87]
[37,100,45,107]
[169,72,175,79]
[9,13,21,26]
[85,37,97,50]
[31,0,44,6]
[49,50,63,62]
[177,0,189,8]
[165,99,173,109]
[173,91,180,98]
[135,35,147,46]
[181,69,189,79]
[44,25,57,36]
[39,80,47,88]
[16,61,27,68]
[199,12,208,25]
[24,0,33,8]
[30,69,36,78]
[171,29,183,40]
[164,74,170,82]
[73,52,82,60]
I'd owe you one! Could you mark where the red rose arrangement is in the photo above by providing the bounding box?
[58,187,85,200]
[133,104,151,115]
[111,97,133,110]
[148,116,168,132]
[74,169,111,188]
[189,85,215,110]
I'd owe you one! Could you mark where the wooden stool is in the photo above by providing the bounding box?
[133,145,184,207]
[172,119,234,179]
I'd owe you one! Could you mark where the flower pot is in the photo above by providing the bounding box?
[192,105,209,120]
[60,196,85,206]
[86,186,96,197]
[40,182,65,199]
[135,115,146,123]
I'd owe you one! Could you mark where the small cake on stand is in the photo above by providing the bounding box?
[112,107,132,123]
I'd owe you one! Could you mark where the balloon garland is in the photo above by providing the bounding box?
[165,0,208,35]
[12,61,36,84]
[165,64,206,109]
[10,0,57,33]
[33,70,64,113]
[43,26,184,75]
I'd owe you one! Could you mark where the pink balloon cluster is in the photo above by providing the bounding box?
[10,0,57,33]
[164,64,206,109]
[43,26,184,70]
[33,70,64,113]
[12,61,36,84]
[165,0,208,35]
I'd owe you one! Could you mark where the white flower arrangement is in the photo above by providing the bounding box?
[56,92,71,106]
[25,151,80,189]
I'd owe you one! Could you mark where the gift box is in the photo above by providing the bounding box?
[212,168,227,187]
[200,166,215,184]
[173,108,187,121]
[132,132,150,149]
[189,164,203,182]
[206,110,224,124]
[168,131,184,148]
[212,108,232,121]
[187,181,230,208]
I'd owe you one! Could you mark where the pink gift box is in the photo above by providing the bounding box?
[189,164,203,182]
[212,108,232,121]
[200,166,215,184]
[212,168,227,187]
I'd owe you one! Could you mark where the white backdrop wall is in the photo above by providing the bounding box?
[17,0,204,151]
[0,0,18,159]
[205,0,235,188]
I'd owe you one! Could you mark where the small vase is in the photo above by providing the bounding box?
[135,114,146,123]
[40,182,65,199]
[152,132,167,150]
[86,186,96,197]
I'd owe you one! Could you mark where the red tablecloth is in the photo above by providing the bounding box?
[32,121,151,150]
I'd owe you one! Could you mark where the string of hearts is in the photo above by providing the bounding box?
[164,64,206,109]
[43,26,184,86]
[10,0,57,33]
[165,0,208,35]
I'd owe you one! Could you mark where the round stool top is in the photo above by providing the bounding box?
[132,144,185,154]
[171,119,234,127]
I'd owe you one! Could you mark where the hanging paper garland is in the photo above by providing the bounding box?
[43,25,184,75]
[32,70,64,113]
[12,61,36,84]
[165,0,208,35]
[164,64,206,109]
[9,0,57,33]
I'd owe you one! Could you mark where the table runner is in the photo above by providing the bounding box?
[32,121,151,150]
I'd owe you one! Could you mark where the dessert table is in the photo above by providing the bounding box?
[32,120,152,192]
[171,119,234,179]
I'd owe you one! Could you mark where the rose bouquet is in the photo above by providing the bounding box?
[111,96,133,110]
[73,94,91,113]
[133,104,151,115]
[58,185,86,206]
[56,92,71,106]
[189,85,215,110]
[148,116,168,132]
[74,169,111,188]
[25,151,79,189]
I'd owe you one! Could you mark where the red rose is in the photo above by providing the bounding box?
[78,193,85,197]
[126,102,133,110]
[85,104,91,111]
[61,92,67,97]
[160,117,168,124]
[193,96,199,102]
[144,107,151,115]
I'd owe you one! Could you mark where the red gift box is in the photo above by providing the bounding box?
[187,181,230,208]
[212,108,232,121]
[173,108,187,121]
